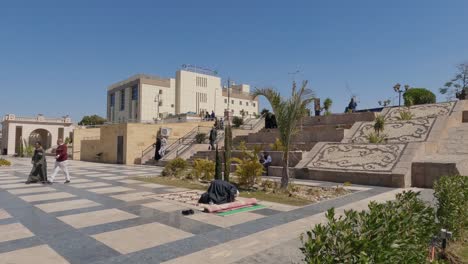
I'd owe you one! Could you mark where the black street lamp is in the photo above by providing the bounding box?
[393,83,410,106]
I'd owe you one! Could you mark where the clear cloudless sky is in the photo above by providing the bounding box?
[1,0,467,122]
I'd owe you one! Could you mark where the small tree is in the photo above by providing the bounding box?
[231,143,264,188]
[378,99,391,107]
[440,62,468,100]
[253,81,315,189]
[78,115,106,126]
[232,116,244,128]
[214,145,222,180]
[322,98,333,115]
[403,88,436,105]
[373,115,385,136]
[224,123,232,182]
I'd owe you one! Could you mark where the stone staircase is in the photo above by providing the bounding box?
[437,123,468,155]
[295,101,466,188]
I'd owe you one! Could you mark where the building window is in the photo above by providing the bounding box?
[231,100,234,104]
[253,103,256,107]
[240,101,242,105]
[110,93,115,107]
[246,102,249,106]
[224,99,227,104]
[171,104,174,108]
[196,76,208,87]
[131,85,138,100]
[120,90,125,111]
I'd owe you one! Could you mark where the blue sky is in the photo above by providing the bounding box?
[1,0,467,122]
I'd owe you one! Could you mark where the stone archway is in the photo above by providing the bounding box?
[29,129,52,150]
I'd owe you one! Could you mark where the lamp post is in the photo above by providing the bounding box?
[393,83,410,107]
[154,93,160,122]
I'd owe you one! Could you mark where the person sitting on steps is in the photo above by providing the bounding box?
[261,151,272,176]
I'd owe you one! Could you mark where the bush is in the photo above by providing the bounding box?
[300,191,437,264]
[269,138,285,151]
[403,88,436,105]
[434,175,468,239]
[232,116,244,128]
[397,110,413,120]
[0,158,11,166]
[366,132,387,143]
[193,158,215,181]
[162,158,189,178]
[231,143,264,188]
[195,133,207,144]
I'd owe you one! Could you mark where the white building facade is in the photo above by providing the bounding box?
[1,114,74,155]
[106,68,259,123]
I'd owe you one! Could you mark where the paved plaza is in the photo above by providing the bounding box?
[0,158,431,264]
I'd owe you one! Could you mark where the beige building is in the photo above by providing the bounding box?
[73,121,213,165]
[1,114,74,155]
[107,68,259,123]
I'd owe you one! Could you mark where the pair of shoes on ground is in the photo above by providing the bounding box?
[182,209,194,215]
[44,180,70,185]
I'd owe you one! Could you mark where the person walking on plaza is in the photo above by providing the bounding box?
[209,125,217,150]
[48,138,70,184]
[25,142,47,184]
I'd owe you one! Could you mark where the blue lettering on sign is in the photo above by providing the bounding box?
[181,64,218,76]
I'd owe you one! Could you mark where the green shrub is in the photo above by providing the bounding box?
[269,138,285,151]
[231,143,264,188]
[193,158,215,181]
[162,158,189,178]
[397,109,413,120]
[373,115,385,136]
[300,191,437,264]
[0,158,11,166]
[434,175,468,239]
[195,133,207,144]
[232,116,244,128]
[367,132,387,143]
[403,88,436,105]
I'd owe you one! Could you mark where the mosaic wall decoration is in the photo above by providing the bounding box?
[384,102,455,121]
[152,190,204,206]
[351,118,435,143]
[307,143,406,172]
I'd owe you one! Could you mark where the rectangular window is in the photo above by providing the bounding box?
[110,93,115,107]
[240,101,242,105]
[231,100,234,104]
[253,103,256,107]
[224,99,227,104]
[132,86,138,100]
[246,102,249,106]
[120,90,125,111]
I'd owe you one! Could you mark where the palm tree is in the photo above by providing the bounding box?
[252,81,315,189]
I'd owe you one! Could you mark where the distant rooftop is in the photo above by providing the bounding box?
[108,74,171,90]
[2,114,73,124]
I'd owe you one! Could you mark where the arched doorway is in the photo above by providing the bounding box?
[29,129,52,150]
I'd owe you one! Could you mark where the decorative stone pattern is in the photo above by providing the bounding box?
[384,102,455,121]
[351,118,435,143]
[307,143,406,172]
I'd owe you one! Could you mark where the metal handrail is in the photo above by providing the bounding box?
[140,125,214,161]
[239,114,266,130]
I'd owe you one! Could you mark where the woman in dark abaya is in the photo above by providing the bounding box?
[26,142,47,184]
